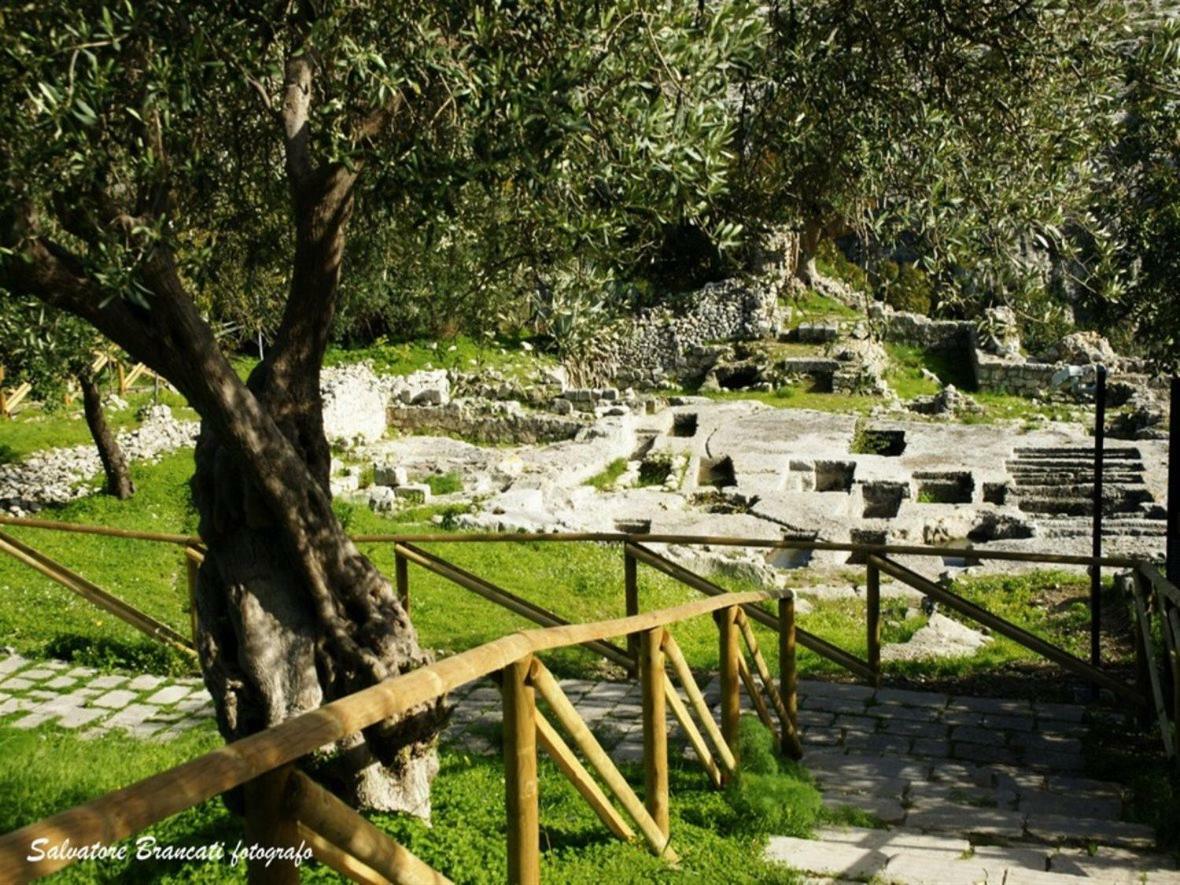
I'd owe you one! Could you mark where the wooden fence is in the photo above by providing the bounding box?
[0,356,163,418]
[0,515,1178,881]
[0,583,798,884]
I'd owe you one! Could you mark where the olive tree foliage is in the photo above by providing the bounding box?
[731,0,1127,316]
[332,3,761,357]
[0,0,762,813]
[1077,17,1180,367]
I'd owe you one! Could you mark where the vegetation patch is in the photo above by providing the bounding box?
[585,458,628,491]
[426,471,465,496]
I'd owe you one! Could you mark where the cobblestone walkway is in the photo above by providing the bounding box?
[1,654,1174,882]
[0,654,210,739]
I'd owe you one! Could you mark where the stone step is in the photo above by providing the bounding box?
[766,825,1173,884]
[1010,467,1146,481]
[1012,447,1141,458]
[1010,483,1150,497]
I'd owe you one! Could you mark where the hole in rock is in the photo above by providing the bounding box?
[716,363,762,390]
[915,471,974,504]
[698,456,737,489]
[815,460,856,493]
[982,482,1008,505]
[671,413,699,438]
[862,481,907,519]
[615,519,652,535]
[854,429,907,456]
[766,534,817,570]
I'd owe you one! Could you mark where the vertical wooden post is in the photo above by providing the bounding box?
[778,594,799,757]
[866,562,881,687]
[395,551,410,614]
[244,765,301,885]
[716,605,741,775]
[625,548,639,679]
[117,360,127,394]
[0,366,7,418]
[640,627,669,838]
[185,548,201,643]
[502,656,540,885]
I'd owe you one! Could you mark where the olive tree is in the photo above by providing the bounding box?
[733,0,1126,297]
[0,1,758,814]
[0,298,133,497]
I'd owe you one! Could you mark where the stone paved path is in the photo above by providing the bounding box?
[0,654,211,739]
[1,654,1174,882]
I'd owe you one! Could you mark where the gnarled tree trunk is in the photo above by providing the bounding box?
[78,372,134,500]
[4,50,447,821]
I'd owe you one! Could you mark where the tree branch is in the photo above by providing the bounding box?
[281,54,314,192]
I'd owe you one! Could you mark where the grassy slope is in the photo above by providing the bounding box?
[323,334,554,380]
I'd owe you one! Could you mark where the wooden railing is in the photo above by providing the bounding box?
[0,582,798,884]
[0,514,1177,881]
[1131,563,1180,757]
[0,357,164,418]
[0,514,1163,718]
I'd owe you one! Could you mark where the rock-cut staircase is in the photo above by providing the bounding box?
[1005,446,1166,542]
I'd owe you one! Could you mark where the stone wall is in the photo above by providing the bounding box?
[874,305,974,352]
[970,350,1077,396]
[607,278,778,388]
[388,400,586,445]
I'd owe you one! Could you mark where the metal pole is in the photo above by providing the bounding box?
[1168,377,1180,588]
[1091,364,1107,677]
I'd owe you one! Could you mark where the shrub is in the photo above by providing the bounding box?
[815,240,869,292]
[879,260,933,315]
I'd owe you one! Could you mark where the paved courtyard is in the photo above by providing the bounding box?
[0,652,1175,883]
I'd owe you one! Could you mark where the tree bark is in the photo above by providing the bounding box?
[795,217,824,286]
[5,232,445,818]
[78,372,135,500]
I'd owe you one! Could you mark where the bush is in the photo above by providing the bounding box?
[878,260,933,315]
[815,240,869,292]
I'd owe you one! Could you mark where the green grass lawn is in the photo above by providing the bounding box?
[324,334,554,381]
[0,716,823,883]
[0,446,1126,692]
[780,289,861,322]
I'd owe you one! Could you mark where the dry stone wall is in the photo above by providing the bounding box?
[605,278,778,388]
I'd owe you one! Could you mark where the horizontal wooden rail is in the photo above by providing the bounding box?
[0,514,200,546]
[394,542,633,669]
[0,587,787,880]
[869,555,1145,707]
[626,541,875,682]
[0,531,194,655]
[0,515,1142,568]
[357,532,1137,569]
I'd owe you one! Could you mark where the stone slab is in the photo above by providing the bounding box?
[1025,814,1156,849]
[764,837,888,879]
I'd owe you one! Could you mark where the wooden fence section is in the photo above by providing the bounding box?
[0,587,797,884]
[0,513,1171,756]
[0,530,195,656]
[0,516,1170,745]
[1133,564,1180,756]
[0,357,165,418]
